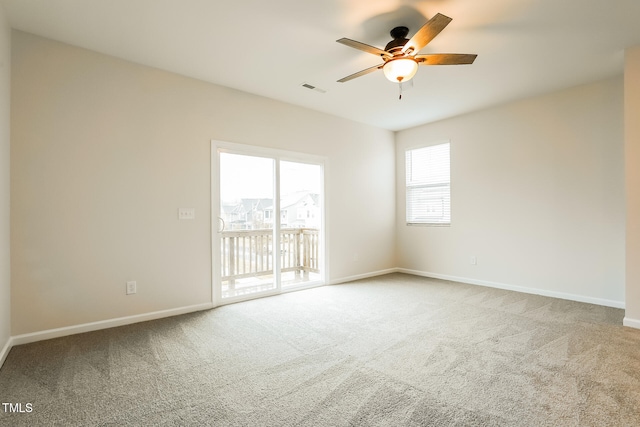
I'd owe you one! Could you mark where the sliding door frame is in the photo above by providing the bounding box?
[211,140,328,306]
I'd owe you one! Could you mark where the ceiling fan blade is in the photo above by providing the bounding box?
[337,64,384,83]
[402,13,452,55]
[337,38,392,58]
[415,53,477,65]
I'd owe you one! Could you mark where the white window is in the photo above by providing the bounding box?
[405,142,450,225]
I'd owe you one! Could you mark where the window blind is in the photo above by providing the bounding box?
[405,142,450,225]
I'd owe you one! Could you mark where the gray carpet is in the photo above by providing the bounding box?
[1,273,639,426]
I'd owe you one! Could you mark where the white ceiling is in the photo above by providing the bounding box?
[2,0,640,131]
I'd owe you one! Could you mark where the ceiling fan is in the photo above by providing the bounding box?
[336,13,476,88]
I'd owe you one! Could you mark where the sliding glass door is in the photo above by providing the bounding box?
[279,160,322,288]
[218,152,276,298]
[213,142,325,303]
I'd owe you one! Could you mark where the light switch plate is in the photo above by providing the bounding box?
[178,208,195,220]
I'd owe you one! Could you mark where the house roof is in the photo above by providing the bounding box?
[223,198,273,214]
[1,0,639,131]
[265,193,320,211]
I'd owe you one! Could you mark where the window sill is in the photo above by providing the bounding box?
[406,222,450,227]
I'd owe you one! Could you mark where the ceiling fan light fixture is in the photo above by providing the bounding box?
[383,58,418,83]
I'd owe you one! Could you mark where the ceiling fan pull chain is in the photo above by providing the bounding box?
[399,82,403,100]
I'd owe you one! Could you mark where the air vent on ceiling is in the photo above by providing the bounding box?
[301,82,327,93]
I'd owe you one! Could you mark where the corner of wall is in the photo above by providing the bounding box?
[625,45,640,325]
[623,317,640,329]
[0,4,12,368]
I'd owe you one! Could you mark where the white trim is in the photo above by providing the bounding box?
[3,269,629,352]
[217,280,327,307]
[282,280,325,294]
[404,141,451,226]
[623,317,640,329]
[211,142,222,306]
[210,140,328,305]
[212,140,327,165]
[405,139,451,152]
[329,268,400,285]
[10,303,214,347]
[0,336,13,369]
[320,161,329,283]
[274,158,282,292]
[398,268,625,309]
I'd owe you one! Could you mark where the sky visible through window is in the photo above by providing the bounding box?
[220,153,320,204]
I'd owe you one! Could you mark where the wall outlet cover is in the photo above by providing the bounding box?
[126,281,137,295]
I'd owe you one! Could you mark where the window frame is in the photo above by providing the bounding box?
[405,141,451,226]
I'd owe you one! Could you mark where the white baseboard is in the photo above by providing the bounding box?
[623,317,640,329]
[10,302,215,347]
[0,336,12,369]
[398,268,625,309]
[3,269,631,355]
[6,270,399,350]
[329,268,400,286]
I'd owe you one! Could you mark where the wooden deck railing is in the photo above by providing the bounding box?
[221,228,319,286]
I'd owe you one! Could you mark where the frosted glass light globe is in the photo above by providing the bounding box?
[383,58,419,82]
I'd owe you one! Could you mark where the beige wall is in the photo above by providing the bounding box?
[8,29,634,337]
[396,77,625,306]
[0,6,10,358]
[625,46,640,325]
[10,31,396,335]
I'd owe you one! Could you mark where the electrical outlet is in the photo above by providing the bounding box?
[126,281,137,295]
[470,256,477,265]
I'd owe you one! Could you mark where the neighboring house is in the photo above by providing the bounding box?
[221,198,272,230]
[265,192,320,229]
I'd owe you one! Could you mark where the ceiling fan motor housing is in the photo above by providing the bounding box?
[385,26,410,53]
